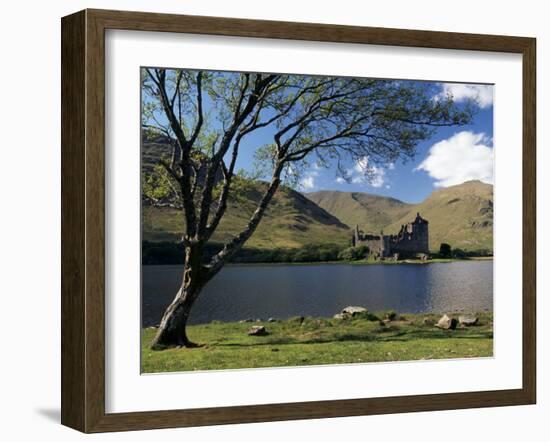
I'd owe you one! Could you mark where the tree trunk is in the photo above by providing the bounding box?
[150,246,205,349]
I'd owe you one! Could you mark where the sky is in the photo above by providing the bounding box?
[230,82,494,204]
[143,73,494,205]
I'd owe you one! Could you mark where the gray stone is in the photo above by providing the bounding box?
[333,313,345,320]
[341,306,368,317]
[248,325,268,336]
[423,317,435,326]
[459,315,479,326]
[435,314,457,330]
[268,317,278,322]
[239,318,254,323]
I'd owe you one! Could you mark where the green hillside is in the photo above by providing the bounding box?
[306,190,411,233]
[142,135,492,254]
[385,180,493,252]
[307,181,493,253]
[143,183,351,249]
[142,134,351,250]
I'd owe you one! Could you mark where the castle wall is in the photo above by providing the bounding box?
[352,213,429,258]
[353,234,390,257]
[391,217,429,256]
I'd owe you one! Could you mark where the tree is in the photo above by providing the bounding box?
[141,68,473,349]
[338,245,370,261]
[439,243,452,258]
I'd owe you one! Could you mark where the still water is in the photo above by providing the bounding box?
[142,261,493,326]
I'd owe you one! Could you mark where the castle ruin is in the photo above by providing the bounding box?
[351,213,429,259]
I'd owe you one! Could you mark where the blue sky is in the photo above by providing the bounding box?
[143,73,494,205]
[231,82,494,204]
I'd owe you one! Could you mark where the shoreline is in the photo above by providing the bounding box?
[147,308,493,328]
[143,256,493,267]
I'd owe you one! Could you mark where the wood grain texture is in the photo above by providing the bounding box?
[522,38,537,403]
[61,10,86,431]
[60,8,537,433]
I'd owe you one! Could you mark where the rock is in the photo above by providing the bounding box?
[423,317,435,326]
[247,325,268,336]
[239,318,253,323]
[333,313,345,320]
[289,315,305,324]
[435,314,457,330]
[341,306,368,317]
[459,315,479,326]
[255,318,262,322]
[384,311,397,321]
[268,317,278,322]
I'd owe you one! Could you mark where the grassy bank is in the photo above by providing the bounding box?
[141,311,493,373]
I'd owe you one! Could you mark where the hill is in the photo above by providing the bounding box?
[384,181,493,252]
[142,183,351,249]
[307,181,493,253]
[306,190,411,233]
[142,135,492,254]
[142,133,351,250]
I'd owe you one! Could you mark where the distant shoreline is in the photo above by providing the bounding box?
[143,256,494,267]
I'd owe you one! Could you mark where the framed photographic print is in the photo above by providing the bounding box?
[61,9,536,433]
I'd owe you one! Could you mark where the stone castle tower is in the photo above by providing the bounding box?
[352,212,429,258]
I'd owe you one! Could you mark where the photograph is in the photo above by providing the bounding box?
[140,68,494,373]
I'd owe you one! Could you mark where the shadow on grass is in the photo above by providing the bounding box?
[213,328,493,348]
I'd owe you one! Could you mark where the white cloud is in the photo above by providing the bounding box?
[437,83,493,109]
[416,131,493,188]
[298,168,320,190]
[335,177,346,184]
[300,175,315,190]
[350,156,386,188]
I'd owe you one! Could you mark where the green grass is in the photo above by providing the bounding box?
[141,312,493,373]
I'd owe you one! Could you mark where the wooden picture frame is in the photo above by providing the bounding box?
[61,8,536,433]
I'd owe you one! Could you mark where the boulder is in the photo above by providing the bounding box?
[239,318,254,323]
[333,313,345,320]
[459,315,479,326]
[268,317,278,322]
[341,306,368,317]
[423,317,435,326]
[384,311,397,321]
[247,325,268,336]
[435,314,457,330]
